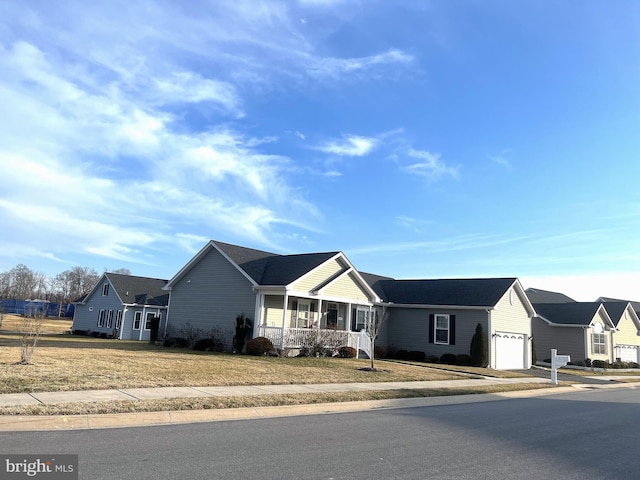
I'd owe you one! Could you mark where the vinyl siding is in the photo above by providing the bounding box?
[72,279,123,336]
[166,247,257,350]
[586,310,614,362]
[532,317,586,363]
[491,286,532,368]
[613,309,640,347]
[322,272,372,302]
[385,307,488,358]
[290,258,343,292]
[263,295,285,327]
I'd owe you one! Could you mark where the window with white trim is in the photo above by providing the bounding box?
[355,307,368,331]
[133,311,142,330]
[144,312,157,330]
[296,301,310,328]
[102,283,109,296]
[97,309,105,327]
[435,314,450,344]
[592,332,607,355]
[106,310,114,329]
[115,310,123,329]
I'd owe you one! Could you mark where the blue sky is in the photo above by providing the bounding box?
[1,0,639,301]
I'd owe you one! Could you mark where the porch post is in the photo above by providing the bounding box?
[253,292,263,339]
[281,291,288,349]
[346,303,352,332]
[317,298,323,329]
[139,307,146,341]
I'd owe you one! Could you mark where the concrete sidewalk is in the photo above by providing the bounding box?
[0,377,550,408]
[0,376,637,432]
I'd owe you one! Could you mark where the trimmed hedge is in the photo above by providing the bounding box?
[338,346,357,358]
[245,336,274,356]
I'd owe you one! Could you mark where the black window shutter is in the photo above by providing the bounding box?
[450,315,456,345]
[429,314,434,343]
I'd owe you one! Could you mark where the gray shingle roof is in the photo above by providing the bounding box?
[600,301,636,326]
[371,277,517,307]
[360,272,395,300]
[214,241,340,286]
[526,288,576,304]
[533,302,602,326]
[106,273,169,306]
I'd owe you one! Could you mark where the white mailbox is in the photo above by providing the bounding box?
[550,349,571,385]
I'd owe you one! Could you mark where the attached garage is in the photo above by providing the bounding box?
[615,345,639,363]
[495,331,527,369]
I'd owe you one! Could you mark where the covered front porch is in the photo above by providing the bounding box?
[255,292,373,357]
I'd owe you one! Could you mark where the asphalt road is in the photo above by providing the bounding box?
[2,387,640,480]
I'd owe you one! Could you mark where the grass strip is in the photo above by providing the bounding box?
[0,383,556,416]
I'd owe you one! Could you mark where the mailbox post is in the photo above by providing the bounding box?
[551,349,570,385]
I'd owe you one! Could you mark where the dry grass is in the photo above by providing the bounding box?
[0,314,72,334]
[0,383,556,416]
[388,360,527,378]
[0,333,474,394]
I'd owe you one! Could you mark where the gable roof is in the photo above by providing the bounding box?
[167,240,343,288]
[106,273,169,307]
[82,273,169,307]
[599,301,640,329]
[526,287,577,304]
[533,302,613,327]
[372,277,519,307]
[359,272,395,300]
[599,297,640,313]
[214,241,341,286]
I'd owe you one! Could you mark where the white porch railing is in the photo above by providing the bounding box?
[258,326,372,358]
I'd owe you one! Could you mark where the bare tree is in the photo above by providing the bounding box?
[9,264,37,300]
[19,302,45,364]
[109,268,131,275]
[365,305,389,371]
[55,266,99,302]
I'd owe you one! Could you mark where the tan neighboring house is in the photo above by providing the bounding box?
[600,300,640,363]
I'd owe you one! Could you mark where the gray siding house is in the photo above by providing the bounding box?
[72,273,169,340]
[531,302,615,364]
[163,241,381,354]
[365,277,535,369]
[164,240,534,369]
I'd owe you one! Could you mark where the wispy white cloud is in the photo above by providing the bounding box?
[402,149,459,180]
[395,215,433,234]
[488,151,513,169]
[306,49,414,79]
[318,135,379,157]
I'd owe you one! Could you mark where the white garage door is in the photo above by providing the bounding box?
[615,345,639,363]
[495,332,526,370]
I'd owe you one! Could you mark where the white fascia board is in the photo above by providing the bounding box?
[591,304,616,329]
[336,254,381,302]
[164,240,259,290]
[80,273,122,305]
[285,252,344,290]
[511,279,537,317]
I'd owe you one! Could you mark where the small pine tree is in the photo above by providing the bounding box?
[470,322,488,367]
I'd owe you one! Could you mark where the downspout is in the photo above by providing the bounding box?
[486,309,493,369]
[163,289,173,340]
[281,291,288,349]
[252,289,262,339]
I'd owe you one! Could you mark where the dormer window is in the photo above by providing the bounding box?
[102,283,109,296]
